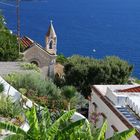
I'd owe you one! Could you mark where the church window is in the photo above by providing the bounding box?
[49,40,53,49]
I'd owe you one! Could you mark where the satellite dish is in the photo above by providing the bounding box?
[93,49,96,52]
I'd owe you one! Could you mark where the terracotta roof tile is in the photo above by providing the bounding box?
[117,86,140,92]
[20,36,33,48]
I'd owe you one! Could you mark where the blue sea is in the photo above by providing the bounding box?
[0,0,140,78]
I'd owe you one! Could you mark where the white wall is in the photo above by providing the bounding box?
[89,89,138,140]
[0,76,33,108]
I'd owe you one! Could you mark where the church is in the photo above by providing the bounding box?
[21,21,57,78]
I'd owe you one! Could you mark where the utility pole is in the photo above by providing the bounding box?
[16,0,20,54]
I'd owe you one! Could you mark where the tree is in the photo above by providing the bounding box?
[0,12,19,61]
[61,86,77,111]
[64,55,133,97]
[56,54,67,64]
[0,106,135,140]
[88,56,133,84]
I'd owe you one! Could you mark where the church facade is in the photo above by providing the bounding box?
[21,21,57,78]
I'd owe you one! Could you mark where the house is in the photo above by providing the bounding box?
[89,85,140,140]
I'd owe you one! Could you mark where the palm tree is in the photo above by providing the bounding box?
[61,86,77,111]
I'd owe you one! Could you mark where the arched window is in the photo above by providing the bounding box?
[31,61,39,67]
[49,40,53,49]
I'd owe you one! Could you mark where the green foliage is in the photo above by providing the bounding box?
[100,56,133,84]
[107,128,136,140]
[0,106,136,140]
[61,86,77,110]
[94,120,107,140]
[26,107,40,139]
[64,55,133,97]
[0,12,20,61]
[19,88,27,95]
[132,77,140,84]
[0,106,76,140]
[0,95,22,118]
[54,73,66,88]
[5,72,60,97]
[4,134,25,140]
[20,63,40,72]
[0,121,27,137]
[0,83,4,93]
[62,86,77,102]
[5,72,87,110]
[56,54,67,64]
[46,109,75,139]
[5,72,62,109]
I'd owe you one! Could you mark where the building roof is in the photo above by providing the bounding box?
[20,36,34,49]
[91,85,140,139]
[117,86,140,92]
[21,36,56,56]
[46,21,57,38]
[117,106,140,131]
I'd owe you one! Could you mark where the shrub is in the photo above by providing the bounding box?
[20,63,40,72]
[0,94,22,118]
[5,72,60,96]
[64,55,133,97]
[56,54,67,64]
[5,72,62,109]
[5,72,88,110]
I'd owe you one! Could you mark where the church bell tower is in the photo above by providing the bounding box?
[45,20,57,55]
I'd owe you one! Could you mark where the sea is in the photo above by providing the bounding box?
[0,0,140,78]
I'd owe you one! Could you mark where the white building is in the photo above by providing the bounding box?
[89,85,140,140]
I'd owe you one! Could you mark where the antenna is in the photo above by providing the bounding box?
[16,0,20,54]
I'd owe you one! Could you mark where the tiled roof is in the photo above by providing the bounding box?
[21,36,55,56]
[117,86,140,92]
[20,36,34,48]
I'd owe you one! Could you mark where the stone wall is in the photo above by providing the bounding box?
[0,62,24,76]
[23,43,56,68]
[0,62,48,79]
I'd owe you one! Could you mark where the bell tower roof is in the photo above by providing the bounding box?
[46,20,57,38]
